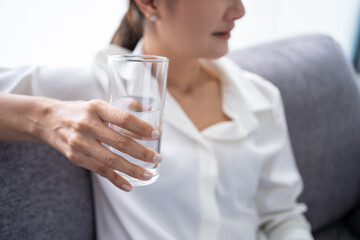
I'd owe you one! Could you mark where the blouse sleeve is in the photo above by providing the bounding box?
[0,44,131,100]
[251,77,314,240]
[0,65,107,101]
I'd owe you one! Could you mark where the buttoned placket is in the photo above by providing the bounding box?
[163,92,221,239]
[162,57,262,239]
[197,140,221,240]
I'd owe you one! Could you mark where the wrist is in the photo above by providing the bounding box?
[27,96,60,143]
[0,93,59,142]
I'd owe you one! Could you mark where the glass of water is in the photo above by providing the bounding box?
[107,54,169,186]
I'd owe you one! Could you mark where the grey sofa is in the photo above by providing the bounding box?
[1,34,360,239]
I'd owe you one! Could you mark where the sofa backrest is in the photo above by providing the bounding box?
[0,142,95,240]
[229,34,360,232]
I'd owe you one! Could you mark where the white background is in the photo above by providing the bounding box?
[0,0,359,68]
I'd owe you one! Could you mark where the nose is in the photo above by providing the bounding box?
[225,0,246,21]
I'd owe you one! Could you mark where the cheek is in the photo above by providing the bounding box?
[176,12,219,45]
[160,16,207,52]
[157,2,226,57]
[175,2,222,38]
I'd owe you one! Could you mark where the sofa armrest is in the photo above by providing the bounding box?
[0,142,95,239]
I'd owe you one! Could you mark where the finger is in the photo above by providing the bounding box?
[121,97,143,112]
[82,137,155,182]
[121,98,152,112]
[108,122,146,140]
[93,100,160,140]
[92,122,162,164]
[76,154,133,192]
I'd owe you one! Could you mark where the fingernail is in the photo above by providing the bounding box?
[151,129,160,139]
[143,171,153,180]
[153,153,162,164]
[122,184,132,192]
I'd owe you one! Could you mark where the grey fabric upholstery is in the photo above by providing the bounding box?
[314,221,359,240]
[348,206,360,236]
[0,34,359,239]
[229,34,360,238]
[0,142,95,240]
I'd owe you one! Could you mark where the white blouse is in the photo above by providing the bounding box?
[0,41,313,240]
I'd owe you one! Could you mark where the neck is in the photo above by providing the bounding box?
[142,36,203,94]
[166,58,202,94]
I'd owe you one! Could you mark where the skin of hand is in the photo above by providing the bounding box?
[0,93,161,192]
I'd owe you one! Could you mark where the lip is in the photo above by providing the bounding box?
[212,26,234,40]
[212,31,231,40]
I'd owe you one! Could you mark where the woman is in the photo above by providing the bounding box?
[0,0,314,239]
[95,0,313,239]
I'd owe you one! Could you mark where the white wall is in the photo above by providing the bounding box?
[0,0,359,67]
[0,0,126,67]
[232,0,360,60]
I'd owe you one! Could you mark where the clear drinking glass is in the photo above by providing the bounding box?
[107,54,169,186]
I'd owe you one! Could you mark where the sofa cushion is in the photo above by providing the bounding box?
[0,142,95,240]
[228,34,360,231]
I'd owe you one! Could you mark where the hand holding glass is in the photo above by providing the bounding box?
[107,54,169,186]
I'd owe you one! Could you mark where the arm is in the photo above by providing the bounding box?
[254,91,313,240]
[0,66,160,192]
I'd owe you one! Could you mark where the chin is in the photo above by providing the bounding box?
[206,46,229,59]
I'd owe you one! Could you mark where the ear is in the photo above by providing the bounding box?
[133,0,159,20]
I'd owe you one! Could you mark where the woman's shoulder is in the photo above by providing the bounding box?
[93,44,131,67]
[91,44,131,98]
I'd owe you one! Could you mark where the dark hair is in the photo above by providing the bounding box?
[111,0,145,51]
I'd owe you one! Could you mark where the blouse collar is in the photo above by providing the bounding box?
[113,40,265,145]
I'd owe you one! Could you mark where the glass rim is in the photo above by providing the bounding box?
[107,54,169,63]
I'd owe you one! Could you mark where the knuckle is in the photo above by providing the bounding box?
[95,166,108,177]
[116,136,130,150]
[68,135,81,149]
[104,154,116,167]
[110,171,121,184]
[83,100,101,116]
[72,121,86,132]
[118,111,132,125]
[145,149,155,161]
[140,148,150,162]
[124,165,139,178]
[129,168,139,178]
[88,99,102,110]
[72,119,93,133]
[65,150,78,162]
